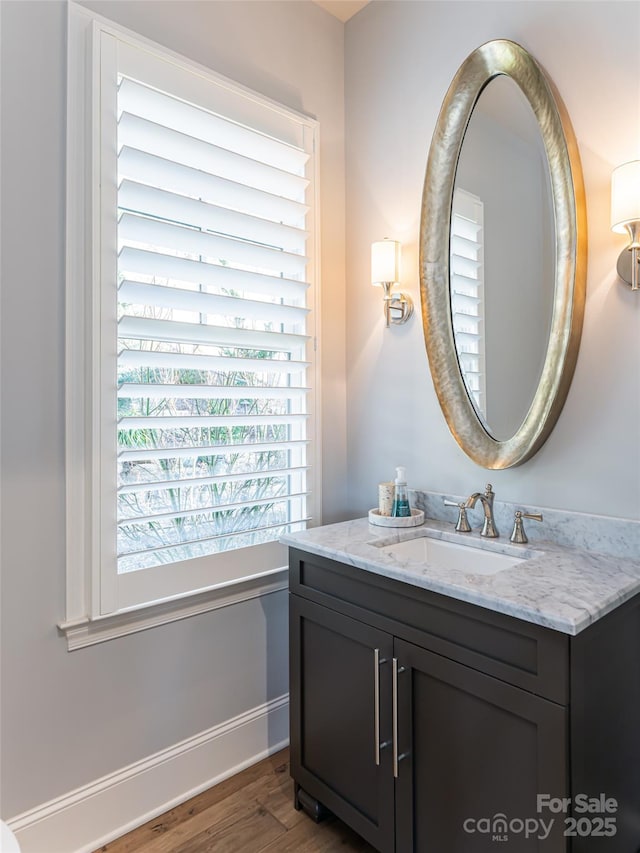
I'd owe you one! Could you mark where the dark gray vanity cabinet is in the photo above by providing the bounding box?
[289,547,640,853]
[290,595,395,851]
[393,638,567,852]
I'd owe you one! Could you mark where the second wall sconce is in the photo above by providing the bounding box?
[611,160,640,291]
[371,239,414,327]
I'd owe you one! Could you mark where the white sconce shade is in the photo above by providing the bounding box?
[371,239,401,285]
[611,160,640,233]
[611,160,640,291]
[370,238,413,326]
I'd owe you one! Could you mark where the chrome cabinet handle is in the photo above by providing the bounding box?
[391,658,403,779]
[392,657,407,778]
[392,658,398,777]
[374,648,381,765]
[374,649,389,765]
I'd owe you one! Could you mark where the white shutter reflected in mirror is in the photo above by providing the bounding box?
[450,188,486,423]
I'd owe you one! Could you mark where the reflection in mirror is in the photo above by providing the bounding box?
[451,75,555,440]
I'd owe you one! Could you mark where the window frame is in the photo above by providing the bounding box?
[61,3,321,649]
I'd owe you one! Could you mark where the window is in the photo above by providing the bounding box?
[63,7,319,642]
[450,188,485,419]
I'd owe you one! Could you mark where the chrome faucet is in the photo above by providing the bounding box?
[465,484,499,538]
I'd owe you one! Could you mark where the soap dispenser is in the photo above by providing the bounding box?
[391,466,411,517]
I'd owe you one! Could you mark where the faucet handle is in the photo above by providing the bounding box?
[443,499,472,533]
[510,510,543,544]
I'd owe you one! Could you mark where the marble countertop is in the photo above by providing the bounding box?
[281,517,640,635]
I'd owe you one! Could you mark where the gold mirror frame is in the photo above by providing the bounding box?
[420,40,587,469]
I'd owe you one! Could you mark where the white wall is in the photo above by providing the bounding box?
[345,0,640,520]
[0,0,345,817]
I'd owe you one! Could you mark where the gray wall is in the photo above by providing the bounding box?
[0,0,345,816]
[345,0,640,519]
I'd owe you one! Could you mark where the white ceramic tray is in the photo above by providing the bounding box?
[368,508,425,528]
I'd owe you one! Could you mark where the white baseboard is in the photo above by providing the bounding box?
[7,694,289,853]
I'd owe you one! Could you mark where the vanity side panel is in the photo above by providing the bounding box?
[290,548,569,704]
[570,592,640,852]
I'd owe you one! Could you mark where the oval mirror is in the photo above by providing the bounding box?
[452,75,555,440]
[420,40,587,468]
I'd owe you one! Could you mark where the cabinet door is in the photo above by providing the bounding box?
[290,594,395,852]
[394,638,568,853]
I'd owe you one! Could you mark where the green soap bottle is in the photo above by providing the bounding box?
[391,466,411,517]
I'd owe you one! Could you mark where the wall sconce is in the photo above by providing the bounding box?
[371,239,414,327]
[611,160,640,291]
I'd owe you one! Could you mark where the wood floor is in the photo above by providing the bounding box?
[95,749,376,853]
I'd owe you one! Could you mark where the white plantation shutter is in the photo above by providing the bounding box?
[450,188,485,418]
[116,74,314,573]
[91,30,318,613]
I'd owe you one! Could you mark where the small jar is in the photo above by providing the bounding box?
[378,482,395,516]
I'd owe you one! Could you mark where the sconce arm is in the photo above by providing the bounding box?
[381,281,414,327]
[616,221,640,292]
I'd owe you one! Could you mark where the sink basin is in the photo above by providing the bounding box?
[378,535,527,575]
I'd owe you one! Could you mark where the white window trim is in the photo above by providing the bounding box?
[61,2,321,649]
